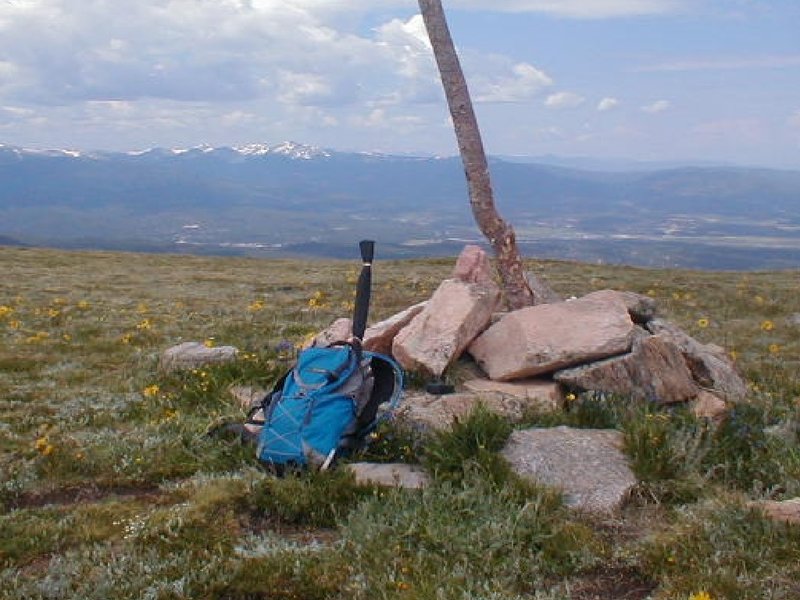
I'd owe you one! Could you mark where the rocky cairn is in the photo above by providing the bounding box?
[162,245,750,513]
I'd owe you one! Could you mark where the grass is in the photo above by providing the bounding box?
[1,245,799,598]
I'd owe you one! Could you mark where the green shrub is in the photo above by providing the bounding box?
[642,498,800,599]
[421,404,513,485]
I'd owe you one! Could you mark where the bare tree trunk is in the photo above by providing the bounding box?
[417,0,534,309]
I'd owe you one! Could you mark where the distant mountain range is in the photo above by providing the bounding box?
[2,141,799,270]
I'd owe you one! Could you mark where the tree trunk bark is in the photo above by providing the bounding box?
[417,0,534,309]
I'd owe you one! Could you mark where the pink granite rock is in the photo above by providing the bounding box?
[392,279,500,377]
[554,334,699,404]
[647,318,748,401]
[308,317,353,348]
[462,378,563,411]
[468,293,636,381]
[363,301,427,355]
[452,244,494,286]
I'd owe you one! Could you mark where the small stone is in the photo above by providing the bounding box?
[308,317,352,348]
[229,385,268,411]
[160,341,238,372]
[346,462,430,489]
[691,391,728,421]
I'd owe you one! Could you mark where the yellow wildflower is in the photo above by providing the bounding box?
[76,300,91,310]
[248,299,265,312]
[120,333,133,344]
[646,289,656,297]
[9,319,22,330]
[760,320,774,332]
[26,332,50,344]
[203,338,215,348]
[307,291,328,309]
[35,437,49,451]
[0,305,13,318]
[697,318,709,329]
[47,308,60,318]
[52,297,67,306]
[42,444,54,456]
[688,592,712,600]
[62,334,72,342]
[754,295,765,306]
[769,343,781,355]
[143,384,160,398]
[136,318,152,330]
[565,392,577,402]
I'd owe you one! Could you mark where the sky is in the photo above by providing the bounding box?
[1,0,799,169]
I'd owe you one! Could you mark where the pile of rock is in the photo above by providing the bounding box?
[325,245,746,424]
[160,245,754,514]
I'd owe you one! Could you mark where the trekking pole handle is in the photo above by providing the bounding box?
[352,240,375,342]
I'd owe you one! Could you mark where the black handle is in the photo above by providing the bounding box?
[352,240,374,341]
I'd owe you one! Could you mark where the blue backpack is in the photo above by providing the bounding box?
[256,343,403,470]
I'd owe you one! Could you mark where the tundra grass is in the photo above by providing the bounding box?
[1,246,799,599]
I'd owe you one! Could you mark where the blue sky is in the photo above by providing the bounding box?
[1,0,798,168]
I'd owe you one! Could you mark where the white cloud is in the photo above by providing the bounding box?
[474,63,553,103]
[635,55,800,72]
[544,91,585,109]
[597,97,619,111]
[641,99,671,113]
[451,0,683,18]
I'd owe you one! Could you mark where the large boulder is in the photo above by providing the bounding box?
[392,279,500,377]
[502,426,638,514]
[160,341,238,372]
[363,301,427,355]
[647,318,748,401]
[554,334,699,404]
[468,292,636,381]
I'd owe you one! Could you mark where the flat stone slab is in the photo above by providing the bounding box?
[462,378,563,411]
[160,341,238,372]
[469,292,636,381]
[749,498,800,525]
[346,462,430,489]
[502,426,638,514]
[395,390,545,432]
